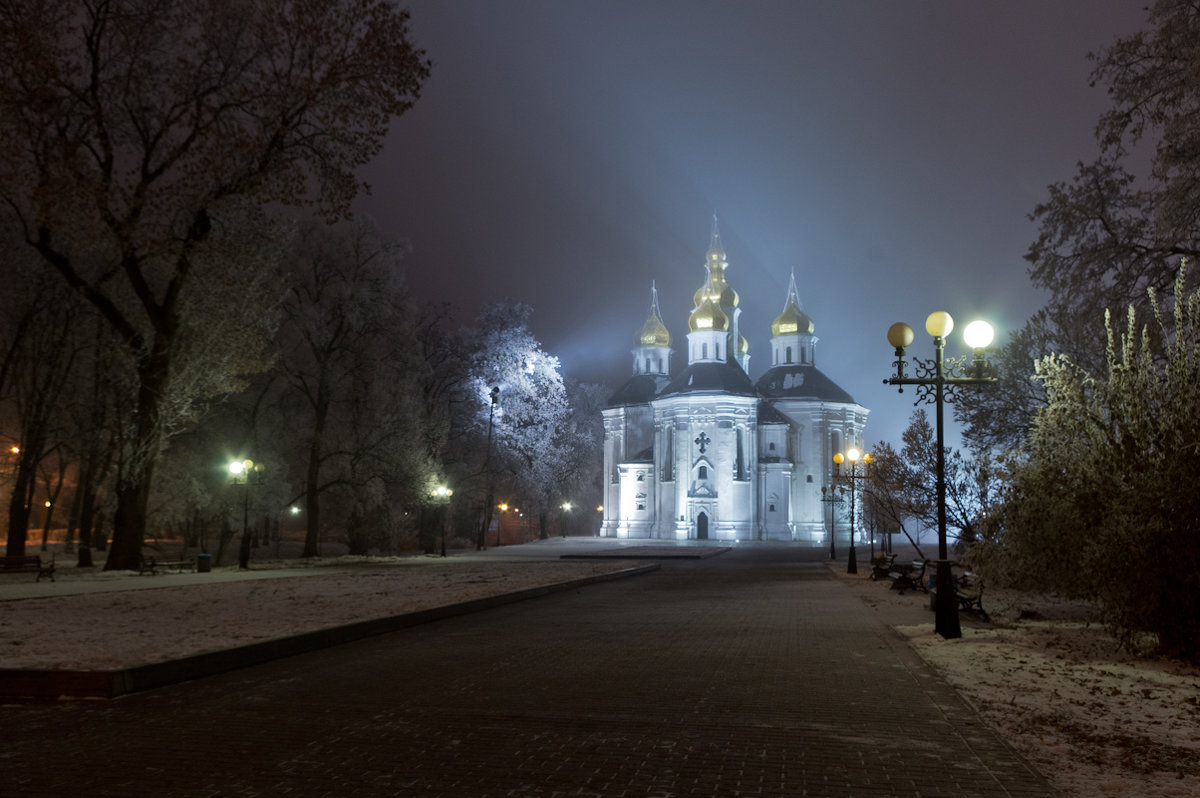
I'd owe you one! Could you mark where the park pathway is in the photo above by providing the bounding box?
[2,544,1055,797]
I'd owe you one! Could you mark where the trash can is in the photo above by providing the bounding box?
[197,553,212,573]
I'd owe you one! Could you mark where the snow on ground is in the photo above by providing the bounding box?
[836,569,1200,798]
[0,557,635,670]
[2,548,1198,798]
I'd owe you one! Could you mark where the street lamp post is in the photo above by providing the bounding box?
[885,312,996,640]
[833,448,873,575]
[432,485,452,557]
[479,386,500,551]
[229,459,262,570]
[560,501,572,539]
[819,484,844,560]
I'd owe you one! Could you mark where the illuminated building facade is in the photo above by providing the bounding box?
[600,223,868,543]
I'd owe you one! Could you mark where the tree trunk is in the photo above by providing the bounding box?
[104,348,169,571]
[301,437,322,557]
[301,394,329,558]
[5,461,33,557]
[107,477,151,570]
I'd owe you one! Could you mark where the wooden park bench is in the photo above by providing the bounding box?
[888,559,928,595]
[929,570,990,622]
[0,554,55,582]
[952,572,989,621]
[138,555,197,575]
[867,552,897,581]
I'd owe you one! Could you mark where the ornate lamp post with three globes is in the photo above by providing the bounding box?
[884,311,996,639]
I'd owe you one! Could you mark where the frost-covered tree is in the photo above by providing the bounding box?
[993,264,1200,661]
[462,303,569,543]
[865,411,999,560]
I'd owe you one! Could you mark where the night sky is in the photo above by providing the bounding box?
[354,0,1149,449]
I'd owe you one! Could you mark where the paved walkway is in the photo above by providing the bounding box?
[2,543,1055,797]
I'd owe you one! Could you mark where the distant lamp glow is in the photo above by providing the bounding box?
[498,503,508,511]
[963,320,995,350]
[847,447,860,463]
[596,505,604,513]
[833,452,844,466]
[290,506,301,515]
[561,502,572,511]
[925,311,953,339]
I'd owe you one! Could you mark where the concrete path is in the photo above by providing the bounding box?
[1,543,1055,797]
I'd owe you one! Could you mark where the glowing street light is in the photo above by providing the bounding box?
[229,459,263,570]
[833,448,873,574]
[431,485,453,557]
[885,311,997,639]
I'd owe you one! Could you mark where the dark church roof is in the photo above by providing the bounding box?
[657,360,758,399]
[606,374,665,407]
[755,364,857,404]
[608,362,859,408]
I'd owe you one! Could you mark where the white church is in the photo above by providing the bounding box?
[599,222,869,544]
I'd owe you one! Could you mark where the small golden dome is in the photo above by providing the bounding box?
[772,301,814,337]
[738,334,749,355]
[637,313,671,347]
[689,298,729,332]
[636,282,671,347]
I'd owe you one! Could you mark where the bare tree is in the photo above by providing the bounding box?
[0,0,429,569]
[270,219,424,557]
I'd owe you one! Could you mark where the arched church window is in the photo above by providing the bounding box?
[702,343,708,359]
[698,465,708,480]
[786,346,792,364]
[769,442,776,451]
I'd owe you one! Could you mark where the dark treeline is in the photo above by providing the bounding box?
[0,0,602,569]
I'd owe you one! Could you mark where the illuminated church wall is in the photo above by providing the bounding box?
[600,221,869,544]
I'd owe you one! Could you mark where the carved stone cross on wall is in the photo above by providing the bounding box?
[694,432,711,454]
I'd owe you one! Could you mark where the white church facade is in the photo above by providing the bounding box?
[599,223,869,544]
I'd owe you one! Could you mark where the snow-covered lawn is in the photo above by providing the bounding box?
[837,570,1200,798]
[0,557,636,670]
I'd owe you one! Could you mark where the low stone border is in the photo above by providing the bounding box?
[560,546,730,560]
[0,563,659,701]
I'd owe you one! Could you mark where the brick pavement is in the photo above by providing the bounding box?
[1,545,1056,797]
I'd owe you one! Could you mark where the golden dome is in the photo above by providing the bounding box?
[738,334,749,355]
[689,298,729,332]
[637,312,671,347]
[636,281,671,346]
[772,271,814,337]
[772,301,814,337]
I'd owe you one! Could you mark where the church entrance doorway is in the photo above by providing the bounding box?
[697,512,709,540]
